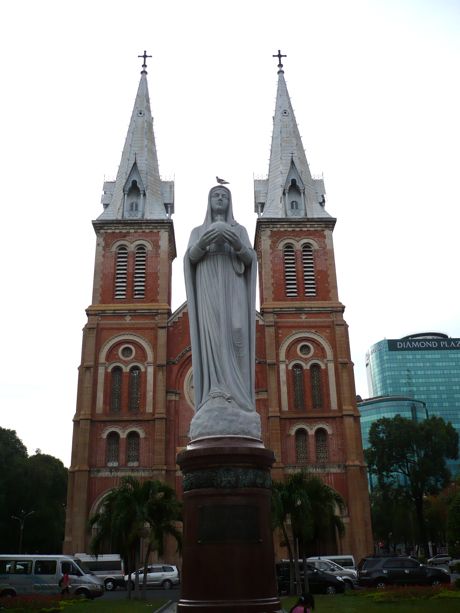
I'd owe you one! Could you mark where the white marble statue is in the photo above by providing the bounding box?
[184,185,261,440]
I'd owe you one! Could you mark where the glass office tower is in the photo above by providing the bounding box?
[358,396,428,450]
[366,332,460,476]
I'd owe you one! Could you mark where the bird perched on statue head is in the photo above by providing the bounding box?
[216,176,229,185]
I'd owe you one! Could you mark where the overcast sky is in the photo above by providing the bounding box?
[1,0,459,466]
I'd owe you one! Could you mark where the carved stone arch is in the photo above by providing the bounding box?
[96,334,154,414]
[132,239,153,251]
[279,331,337,412]
[125,426,146,438]
[111,239,133,252]
[100,334,154,362]
[298,238,319,250]
[89,489,113,520]
[311,422,333,434]
[128,361,146,372]
[287,359,308,370]
[277,237,300,250]
[305,359,326,370]
[107,361,129,373]
[101,426,124,439]
[289,423,314,436]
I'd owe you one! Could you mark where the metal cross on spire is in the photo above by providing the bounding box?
[273,49,287,72]
[138,50,152,74]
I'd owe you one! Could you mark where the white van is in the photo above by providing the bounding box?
[74,553,124,591]
[308,555,356,570]
[0,555,104,599]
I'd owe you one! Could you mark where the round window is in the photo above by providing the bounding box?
[120,345,134,359]
[298,343,312,357]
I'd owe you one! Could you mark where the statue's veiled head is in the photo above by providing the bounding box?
[204,185,235,226]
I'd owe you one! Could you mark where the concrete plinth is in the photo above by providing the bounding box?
[177,436,282,613]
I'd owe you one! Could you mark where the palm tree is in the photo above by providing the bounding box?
[139,480,182,593]
[89,476,182,599]
[272,472,345,595]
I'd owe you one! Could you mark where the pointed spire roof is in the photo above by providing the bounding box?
[98,60,173,220]
[254,56,329,219]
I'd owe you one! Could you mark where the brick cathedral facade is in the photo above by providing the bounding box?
[64,60,373,562]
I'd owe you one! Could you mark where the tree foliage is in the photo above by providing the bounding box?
[365,415,458,555]
[89,476,182,599]
[0,427,67,553]
[272,472,345,595]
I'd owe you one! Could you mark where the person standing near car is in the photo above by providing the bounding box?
[289,593,315,612]
[60,571,70,596]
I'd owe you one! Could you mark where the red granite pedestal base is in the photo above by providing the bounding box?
[176,437,282,613]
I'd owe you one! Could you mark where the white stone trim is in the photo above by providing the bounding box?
[96,334,154,415]
[279,331,337,411]
[102,427,123,439]
[299,238,319,250]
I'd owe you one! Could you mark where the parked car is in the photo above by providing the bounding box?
[427,553,451,566]
[307,557,357,589]
[276,561,346,595]
[125,564,179,589]
[358,555,450,588]
[311,554,356,570]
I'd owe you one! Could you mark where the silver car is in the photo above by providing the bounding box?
[125,564,179,589]
[307,558,357,589]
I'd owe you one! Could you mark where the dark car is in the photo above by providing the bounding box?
[358,555,450,588]
[276,561,346,595]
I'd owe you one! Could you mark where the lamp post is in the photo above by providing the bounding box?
[11,510,34,553]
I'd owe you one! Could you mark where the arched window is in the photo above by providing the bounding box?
[110,367,123,412]
[315,429,329,463]
[114,246,128,299]
[106,432,120,465]
[133,246,147,299]
[295,429,308,464]
[302,244,316,296]
[292,364,305,411]
[127,180,141,217]
[128,366,141,412]
[126,431,140,464]
[311,364,323,409]
[283,245,297,297]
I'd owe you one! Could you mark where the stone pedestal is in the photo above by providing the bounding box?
[177,436,282,613]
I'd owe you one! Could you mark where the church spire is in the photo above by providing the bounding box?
[254,52,329,219]
[98,54,174,220]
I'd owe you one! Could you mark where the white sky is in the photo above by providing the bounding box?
[1,0,459,466]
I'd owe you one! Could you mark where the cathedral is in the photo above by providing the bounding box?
[64,55,373,563]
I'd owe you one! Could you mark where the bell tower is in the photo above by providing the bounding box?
[64,56,176,554]
[254,53,373,560]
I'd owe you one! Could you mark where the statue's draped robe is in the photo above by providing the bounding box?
[184,191,257,429]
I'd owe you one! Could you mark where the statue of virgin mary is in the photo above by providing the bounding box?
[184,185,261,440]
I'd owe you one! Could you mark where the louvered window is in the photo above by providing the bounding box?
[315,429,328,462]
[114,246,128,299]
[110,367,122,412]
[295,429,308,464]
[133,246,147,299]
[293,364,305,411]
[106,432,120,465]
[127,431,140,464]
[128,366,141,412]
[283,245,297,297]
[311,364,323,409]
[302,244,316,296]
